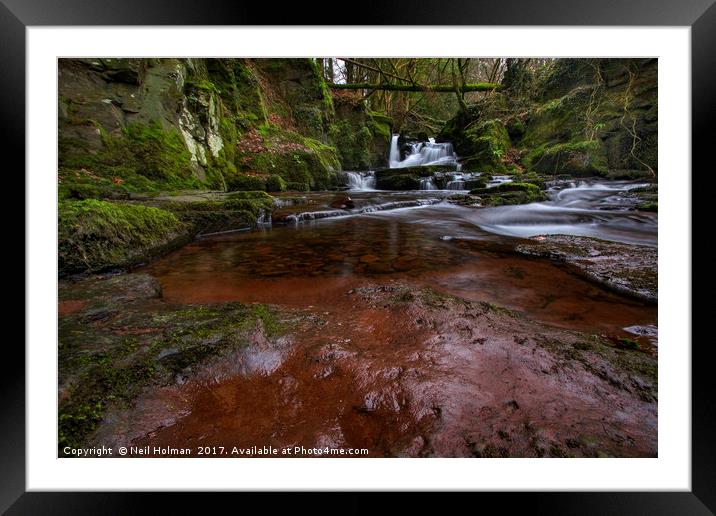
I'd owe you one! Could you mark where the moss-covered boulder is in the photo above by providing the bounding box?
[459,119,512,171]
[524,140,608,177]
[157,191,275,235]
[374,166,456,190]
[470,182,548,206]
[58,200,191,275]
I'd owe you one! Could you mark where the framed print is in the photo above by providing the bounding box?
[5,0,713,512]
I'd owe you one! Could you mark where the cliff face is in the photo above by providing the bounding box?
[440,58,657,178]
[58,58,391,199]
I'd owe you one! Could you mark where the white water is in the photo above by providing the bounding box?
[420,177,437,190]
[346,171,376,191]
[467,180,656,246]
[389,134,459,169]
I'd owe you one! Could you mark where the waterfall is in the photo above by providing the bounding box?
[389,135,401,168]
[388,134,459,169]
[346,171,376,191]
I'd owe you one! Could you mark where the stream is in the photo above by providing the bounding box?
[129,176,658,457]
[141,179,656,335]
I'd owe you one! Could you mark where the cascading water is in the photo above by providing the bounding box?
[419,177,437,190]
[446,175,466,190]
[467,180,657,246]
[345,171,376,191]
[389,134,459,169]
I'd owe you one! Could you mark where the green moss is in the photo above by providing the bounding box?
[59,120,206,197]
[329,119,372,170]
[524,140,608,177]
[616,337,641,350]
[186,78,219,93]
[226,174,267,192]
[162,191,275,233]
[637,201,658,212]
[470,182,548,206]
[470,182,540,195]
[481,301,517,317]
[237,126,340,190]
[285,181,310,192]
[460,119,512,172]
[265,174,287,192]
[58,199,190,275]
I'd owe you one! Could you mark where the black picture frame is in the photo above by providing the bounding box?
[4,0,712,512]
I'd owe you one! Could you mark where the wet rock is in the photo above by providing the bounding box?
[60,273,162,310]
[329,196,355,210]
[515,235,657,303]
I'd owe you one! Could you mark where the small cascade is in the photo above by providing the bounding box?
[486,175,513,188]
[419,177,437,190]
[283,198,442,223]
[345,171,376,191]
[388,134,459,169]
[446,174,466,190]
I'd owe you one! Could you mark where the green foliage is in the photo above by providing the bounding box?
[58,199,189,274]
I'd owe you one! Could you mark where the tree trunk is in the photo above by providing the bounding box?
[327,82,501,92]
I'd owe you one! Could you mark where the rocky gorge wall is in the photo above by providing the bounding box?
[440,58,658,178]
[58,58,392,200]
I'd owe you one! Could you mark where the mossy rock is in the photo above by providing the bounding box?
[524,140,608,177]
[237,125,340,190]
[375,174,421,190]
[285,181,310,192]
[458,119,512,172]
[329,119,373,170]
[375,165,454,179]
[226,174,267,192]
[58,199,191,275]
[265,174,287,192]
[470,182,548,206]
[59,120,213,197]
[464,178,487,190]
[470,182,540,195]
[160,191,275,234]
[636,201,658,212]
